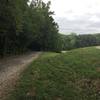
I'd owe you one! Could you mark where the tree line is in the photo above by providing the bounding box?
[58,33,100,51]
[0,0,59,57]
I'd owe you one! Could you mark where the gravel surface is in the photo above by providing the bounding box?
[96,46,100,49]
[0,52,41,100]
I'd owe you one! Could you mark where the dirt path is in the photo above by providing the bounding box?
[0,52,41,100]
[96,46,100,49]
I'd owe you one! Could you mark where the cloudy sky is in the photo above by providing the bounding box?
[43,0,100,34]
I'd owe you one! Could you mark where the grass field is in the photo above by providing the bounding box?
[9,47,100,100]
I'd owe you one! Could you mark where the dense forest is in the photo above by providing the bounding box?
[0,0,59,57]
[0,0,100,57]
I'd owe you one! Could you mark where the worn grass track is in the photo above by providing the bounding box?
[9,48,100,100]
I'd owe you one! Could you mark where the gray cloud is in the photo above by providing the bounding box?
[54,14,100,34]
[42,0,100,34]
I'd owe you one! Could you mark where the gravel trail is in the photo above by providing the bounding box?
[0,52,41,100]
[96,46,100,49]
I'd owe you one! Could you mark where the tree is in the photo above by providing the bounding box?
[0,0,29,56]
[0,0,60,57]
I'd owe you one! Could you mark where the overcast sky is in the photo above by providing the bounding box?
[43,0,100,34]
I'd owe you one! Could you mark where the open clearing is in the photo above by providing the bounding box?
[8,47,100,100]
[0,52,41,100]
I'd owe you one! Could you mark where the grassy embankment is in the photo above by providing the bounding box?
[9,47,100,100]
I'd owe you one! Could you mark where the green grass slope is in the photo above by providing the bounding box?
[9,47,100,100]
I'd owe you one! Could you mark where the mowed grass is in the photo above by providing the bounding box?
[9,47,100,100]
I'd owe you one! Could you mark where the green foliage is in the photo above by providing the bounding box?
[0,0,29,56]
[76,34,100,48]
[9,47,100,100]
[30,0,59,51]
[0,0,59,57]
[58,33,100,51]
